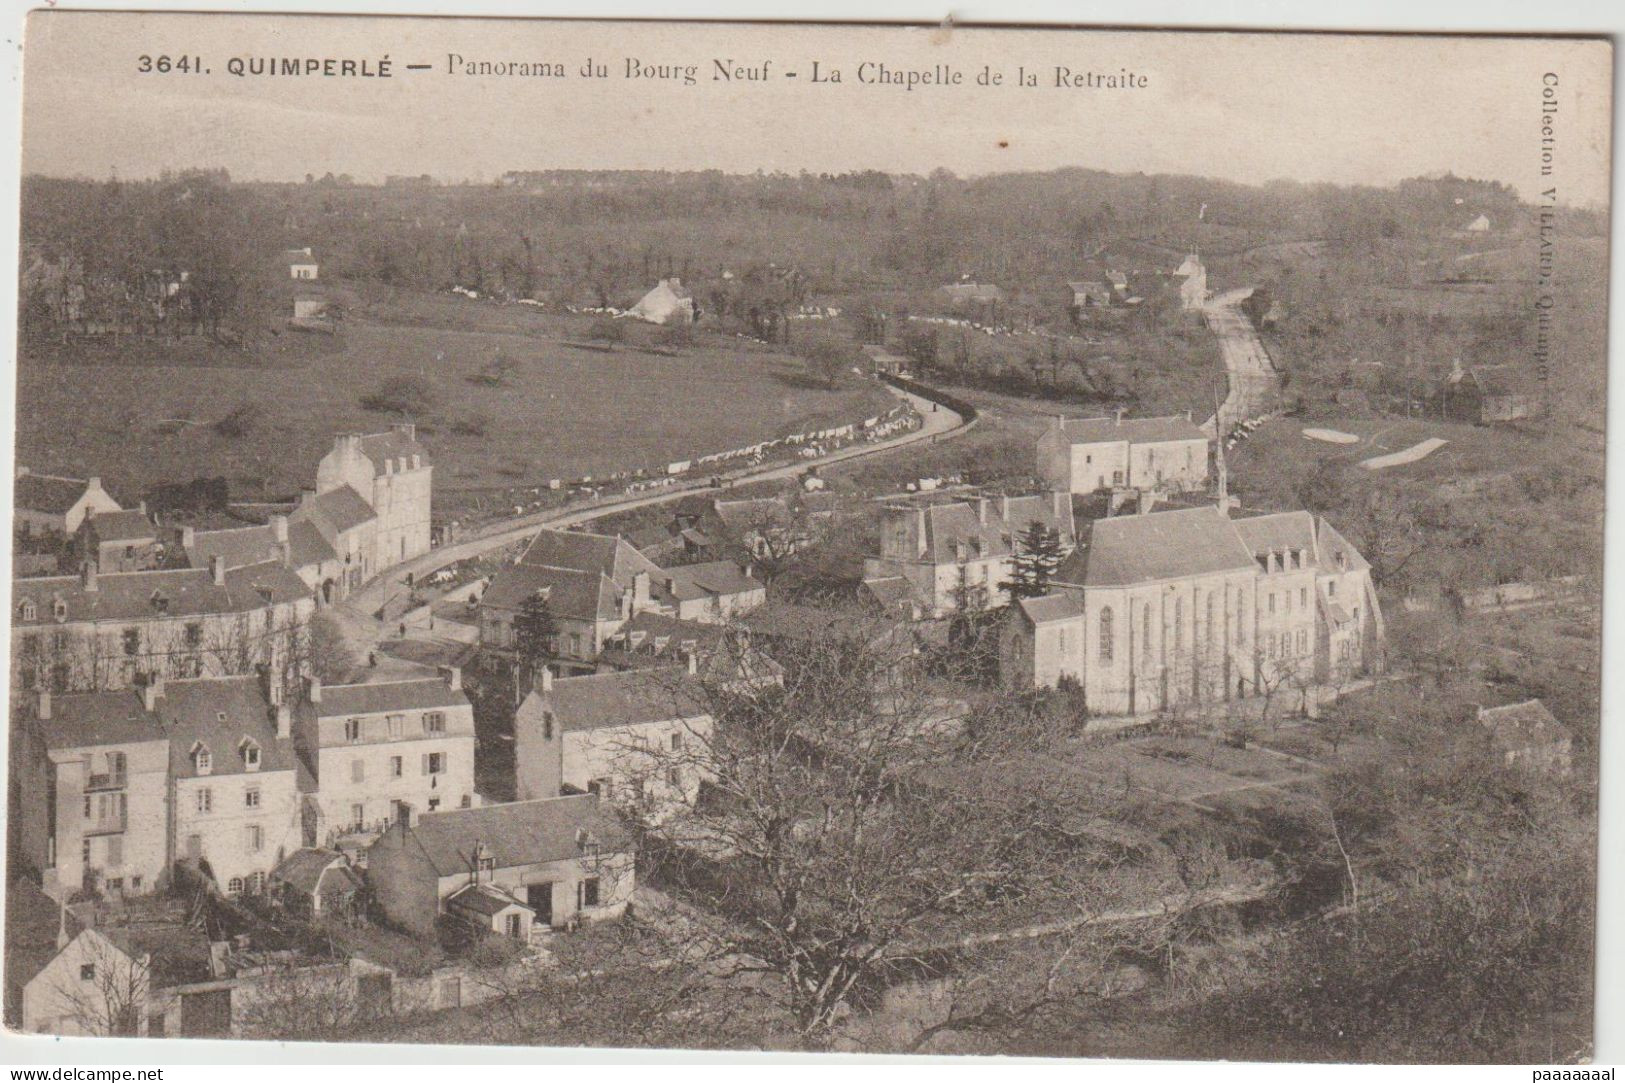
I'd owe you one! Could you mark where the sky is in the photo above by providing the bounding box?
[19,13,1614,206]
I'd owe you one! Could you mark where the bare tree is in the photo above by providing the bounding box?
[51,932,150,1037]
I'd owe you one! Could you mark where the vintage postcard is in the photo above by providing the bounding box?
[3,10,1612,1064]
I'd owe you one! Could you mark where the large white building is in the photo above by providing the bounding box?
[1001,504,1385,716]
[293,668,478,844]
[1036,414,1210,496]
[10,673,302,902]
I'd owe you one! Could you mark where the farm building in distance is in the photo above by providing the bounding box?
[626,278,695,325]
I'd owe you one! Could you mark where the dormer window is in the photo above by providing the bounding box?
[192,742,213,776]
[19,599,36,622]
[240,738,261,772]
[476,855,495,873]
[52,598,68,622]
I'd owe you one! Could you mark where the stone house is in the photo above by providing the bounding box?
[9,558,315,694]
[293,668,478,845]
[76,507,160,573]
[11,687,173,902]
[1036,413,1211,495]
[862,490,1076,619]
[14,470,122,537]
[480,528,762,667]
[514,665,713,823]
[163,675,302,898]
[1001,504,1385,716]
[365,795,633,939]
[597,609,784,693]
[179,513,348,604]
[10,672,302,903]
[313,424,432,574]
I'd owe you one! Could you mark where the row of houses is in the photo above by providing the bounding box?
[11,425,433,695]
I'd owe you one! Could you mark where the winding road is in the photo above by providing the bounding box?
[1200,286,1281,437]
[328,383,970,667]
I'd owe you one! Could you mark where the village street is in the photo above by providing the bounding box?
[325,383,969,670]
[1200,286,1280,436]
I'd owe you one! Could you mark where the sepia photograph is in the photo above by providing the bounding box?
[1,7,1614,1067]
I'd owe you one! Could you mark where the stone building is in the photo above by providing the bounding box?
[293,668,477,845]
[1036,413,1210,496]
[1000,504,1385,716]
[10,559,315,694]
[861,490,1076,619]
[313,423,432,574]
[513,664,714,824]
[9,673,301,903]
[366,795,633,939]
[14,470,121,537]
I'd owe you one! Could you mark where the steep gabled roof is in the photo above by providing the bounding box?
[15,473,101,515]
[295,486,377,539]
[1057,506,1256,588]
[482,564,621,622]
[398,795,630,876]
[357,431,429,473]
[658,561,761,603]
[271,848,357,896]
[158,675,296,779]
[519,528,662,589]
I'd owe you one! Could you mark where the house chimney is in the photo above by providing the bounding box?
[271,515,289,544]
[142,677,165,712]
[440,665,462,692]
[86,474,98,489]
[259,663,284,707]
[35,689,51,721]
[306,675,323,704]
[687,650,699,676]
[274,703,291,740]
[181,525,196,550]
[1000,493,1012,522]
[209,554,227,586]
[1115,408,1125,426]
[81,561,98,593]
[976,496,990,526]
[539,668,553,693]
[633,570,651,610]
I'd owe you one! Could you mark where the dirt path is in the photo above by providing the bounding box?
[330,384,970,666]
[1200,286,1280,436]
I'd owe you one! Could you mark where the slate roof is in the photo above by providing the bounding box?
[519,529,662,588]
[27,689,168,750]
[4,877,81,991]
[1058,506,1256,588]
[185,521,336,573]
[660,561,761,603]
[1016,592,1088,625]
[863,575,919,610]
[15,473,96,515]
[483,564,620,622]
[400,795,630,876]
[84,509,155,542]
[1230,511,1318,562]
[12,561,311,627]
[601,611,783,684]
[544,668,709,732]
[357,431,429,474]
[159,676,296,779]
[271,849,357,896]
[185,525,282,571]
[1053,415,1208,446]
[1478,700,1572,752]
[313,677,469,718]
[295,486,377,539]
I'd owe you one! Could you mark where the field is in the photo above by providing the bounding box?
[15,291,894,503]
